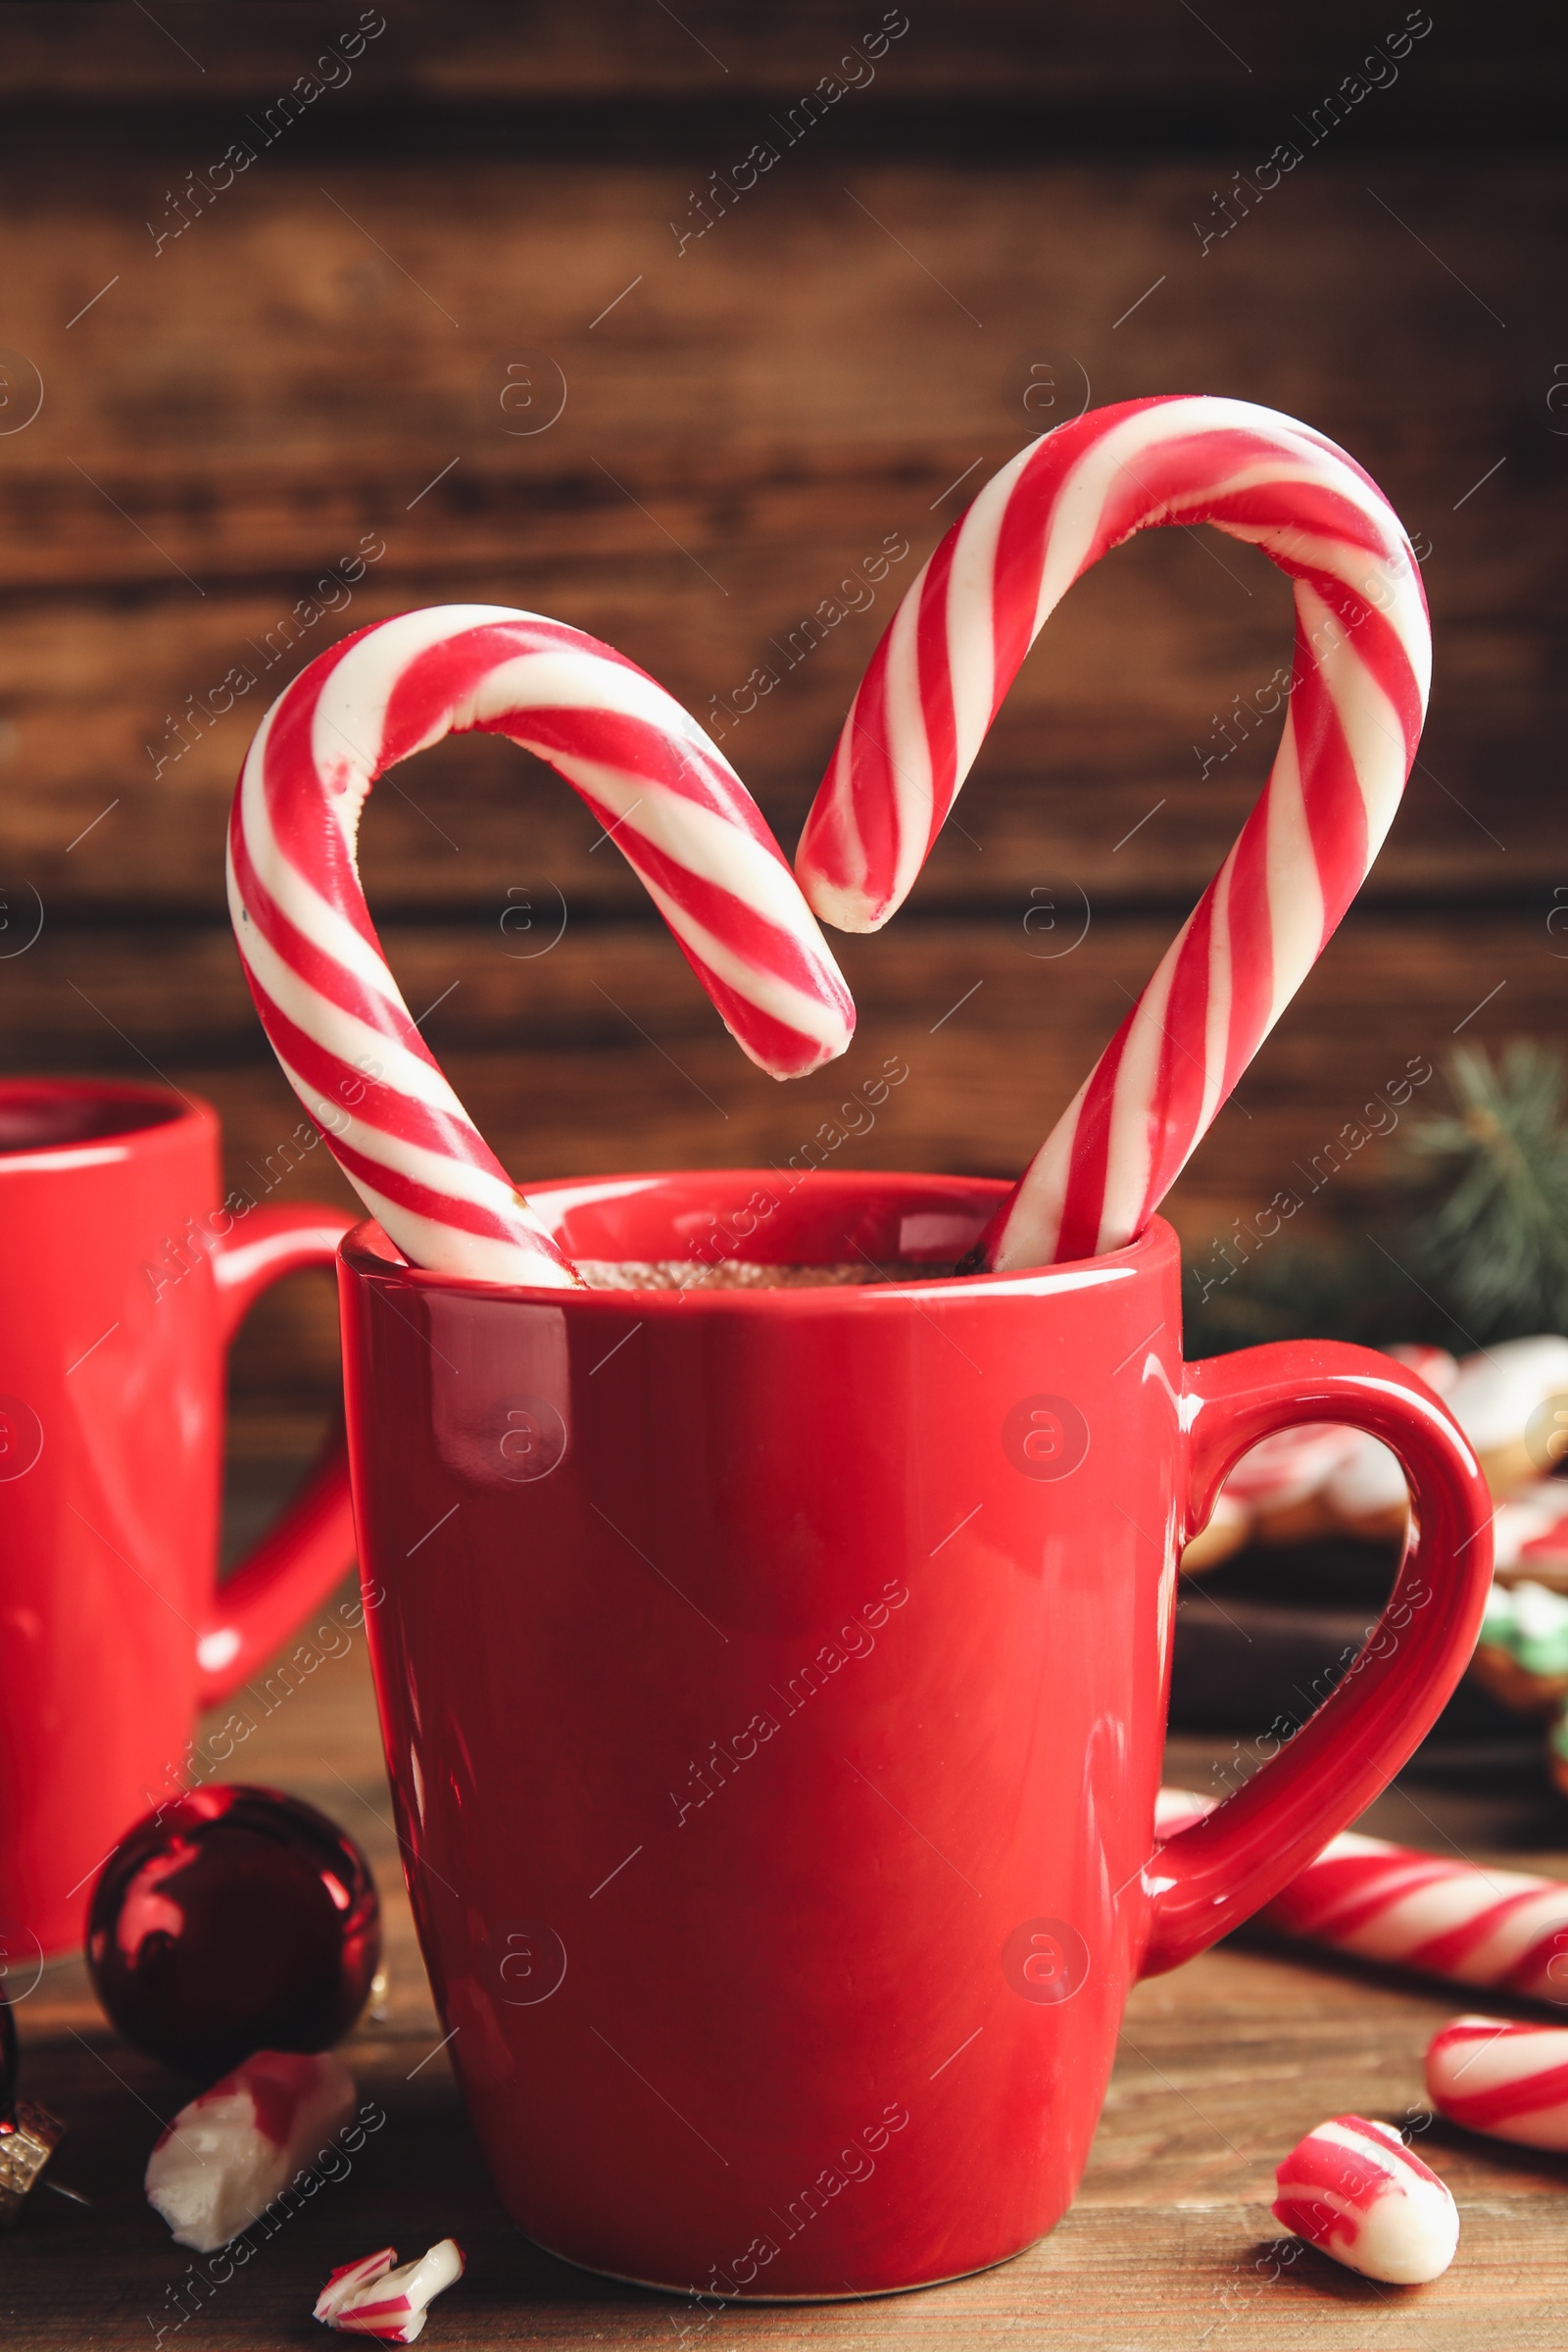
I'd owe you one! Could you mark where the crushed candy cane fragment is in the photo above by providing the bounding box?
[1273,2114,1458,2284]
[316,2247,398,2322]
[146,2048,357,2251]
[1426,2014,1568,2151]
[316,2238,465,2341]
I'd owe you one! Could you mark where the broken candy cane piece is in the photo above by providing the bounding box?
[146,2048,357,2252]
[1273,2114,1458,2284]
[316,2239,465,2341]
[316,2247,397,2322]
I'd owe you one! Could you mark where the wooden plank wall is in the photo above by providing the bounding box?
[0,1,1564,1432]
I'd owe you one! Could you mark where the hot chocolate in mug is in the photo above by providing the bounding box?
[338,1167,1492,2298]
[0,1080,356,1956]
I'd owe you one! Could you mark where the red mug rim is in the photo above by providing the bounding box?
[0,1077,216,1170]
[338,1169,1173,1309]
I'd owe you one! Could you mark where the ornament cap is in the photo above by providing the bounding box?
[0,2100,66,2225]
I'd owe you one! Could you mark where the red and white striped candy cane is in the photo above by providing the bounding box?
[1259,1834,1568,2001]
[1426,2016,1568,2150]
[1157,1788,1568,2005]
[228,606,856,1287]
[796,395,1431,1270]
[1272,2115,1456,2283]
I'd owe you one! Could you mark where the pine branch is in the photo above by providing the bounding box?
[1183,1043,1568,1356]
[1404,1043,1568,1339]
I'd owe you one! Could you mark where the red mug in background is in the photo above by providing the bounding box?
[0,1080,355,1957]
[338,1169,1493,2299]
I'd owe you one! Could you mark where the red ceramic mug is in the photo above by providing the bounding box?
[338,1168,1493,2298]
[0,1080,356,1957]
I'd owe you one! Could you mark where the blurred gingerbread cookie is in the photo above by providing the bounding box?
[1448,1336,1568,1494]
[1216,1421,1366,1548]
[1471,1578,1568,1719]
[1325,1337,1568,1544]
[1494,1483,1568,1586]
[1322,1345,1458,1542]
[1179,1487,1251,1573]
[1180,1334,1568,1576]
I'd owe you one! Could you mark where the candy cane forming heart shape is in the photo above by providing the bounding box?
[796,394,1432,1270]
[227,607,856,1286]
[230,399,1428,1289]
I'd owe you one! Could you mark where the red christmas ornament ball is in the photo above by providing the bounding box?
[87,1786,380,2078]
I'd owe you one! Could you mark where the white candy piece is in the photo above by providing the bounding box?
[146,2049,357,2252]
[315,2239,466,2341]
[1427,2015,1568,2152]
[1273,2114,1458,2285]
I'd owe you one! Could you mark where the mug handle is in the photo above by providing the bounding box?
[194,1203,357,1708]
[1140,1339,1494,1979]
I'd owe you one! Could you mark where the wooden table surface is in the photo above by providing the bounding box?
[7,1562,1568,2351]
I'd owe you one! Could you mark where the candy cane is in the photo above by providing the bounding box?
[1157,1788,1568,2005]
[1272,2116,1456,2284]
[228,607,856,1287]
[796,395,1431,1270]
[146,2051,357,2253]
[1425,2016,1568,2150]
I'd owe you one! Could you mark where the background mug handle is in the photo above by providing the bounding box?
[195,1203,356,1707]
[1141,1340,1494,1979]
